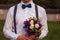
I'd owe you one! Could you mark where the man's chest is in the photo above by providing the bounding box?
[16,8,36,24]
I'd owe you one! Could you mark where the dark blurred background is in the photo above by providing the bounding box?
[0,0,60,9]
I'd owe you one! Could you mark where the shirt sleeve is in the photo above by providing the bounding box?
[3,7,19,40]
[38,7,48,39]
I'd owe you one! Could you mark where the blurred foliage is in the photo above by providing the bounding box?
[33,0,60,9]
[0,0,60,8]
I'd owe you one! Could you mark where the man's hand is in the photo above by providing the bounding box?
[35,37,40,40]
[29,35,40,40]
[17,35,28,40]
[29,35,36,40]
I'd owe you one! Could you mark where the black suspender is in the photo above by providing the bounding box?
[13,5,38,34]
[35,5,39,20]
[14,5,17,34]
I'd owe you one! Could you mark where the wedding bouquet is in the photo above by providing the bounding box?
[23,17,42,37]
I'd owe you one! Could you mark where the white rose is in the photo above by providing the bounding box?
[29,24,34,29]
[30,20,34,24]
[35,24,39,29]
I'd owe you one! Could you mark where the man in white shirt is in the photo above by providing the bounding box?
[3,0,48,40]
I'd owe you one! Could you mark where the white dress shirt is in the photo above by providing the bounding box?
[3,1,48,40]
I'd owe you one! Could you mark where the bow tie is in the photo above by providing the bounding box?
[22,4,32,9]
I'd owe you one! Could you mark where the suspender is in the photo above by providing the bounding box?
[35,5,39,20]
[14,5,17,34]
[13,5,38,34]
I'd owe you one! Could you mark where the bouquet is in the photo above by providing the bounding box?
[23,17,42,37]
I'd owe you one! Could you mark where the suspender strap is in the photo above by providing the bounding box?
[14,5,17,34]
[34,5,39,34]
[35,5,39,20]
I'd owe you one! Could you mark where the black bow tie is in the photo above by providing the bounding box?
[22,4,32,9]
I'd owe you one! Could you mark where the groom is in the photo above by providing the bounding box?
[3,0,48,40]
